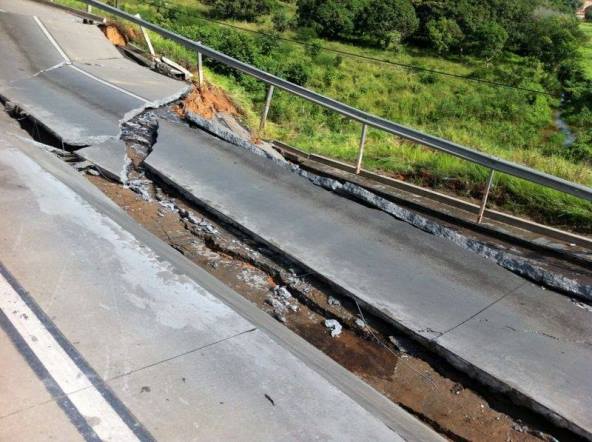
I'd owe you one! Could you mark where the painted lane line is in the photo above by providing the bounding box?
[69,64,150,103]
[0,275,139,442]
[33,16,72,64]
[33,15,149,103]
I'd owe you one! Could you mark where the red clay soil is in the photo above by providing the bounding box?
[175,85,240,119]
[100,23,127,47]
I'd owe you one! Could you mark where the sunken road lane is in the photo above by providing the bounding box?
[0,0,591,440]
[0,2,441,440]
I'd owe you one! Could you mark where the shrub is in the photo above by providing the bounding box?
[355,0,418,47]
[296,0,365,38]
[473,22,508,60]
[305,40,322,57]
[426,18,464,53]
[211,0,273,21]
[519,14,582,68]
[283,62,310,85]
[585,7,592,21]
[272,10,290,32]
[258,31,280,55]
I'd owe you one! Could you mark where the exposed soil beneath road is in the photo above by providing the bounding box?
[100,23,127,47]
[174,85,240,119]
[84,171,576,442]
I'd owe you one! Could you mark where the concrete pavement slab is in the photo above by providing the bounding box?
[0,146,254,379]
[42,17,123,62]
[77,139,127,181]
[74,59,191,103]
[435,282,592,436]
[0,398,84,442]
[0,0,80,21]
[109,329,404,442]
[0,120,441,440]
[145,119,592,438]
[146,120,524,337]
[2,64,145,145]
[0,12,64,86]
[0,329,83,442]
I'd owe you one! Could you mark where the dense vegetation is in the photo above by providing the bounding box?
[58,0,592,231]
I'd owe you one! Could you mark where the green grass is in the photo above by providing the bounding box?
[54,0,592,232]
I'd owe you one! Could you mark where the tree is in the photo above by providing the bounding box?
[211,0,272,21]
[520,15,582,68]
[272,10,290,32]
[296,0,366,38]
[426,18,464,53]
[473,22,508,60]
[355,0,418,48]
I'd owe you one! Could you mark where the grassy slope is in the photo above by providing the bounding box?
[56,0,592,231]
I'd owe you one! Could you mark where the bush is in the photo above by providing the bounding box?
[426,18,464,53]
[272,10,290,32]
[519,14,582,68]
[305,40,322,57]
[355,0,418,47]
[283,62,310,85]
[586,8,592,21]
[296,0,366,38]
[258,31,280,55]
[211,0,273,21]
[473,22,508,60]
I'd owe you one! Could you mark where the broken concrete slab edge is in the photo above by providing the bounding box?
[185,112,289,165]
[142,161,588,440]
[175,109,592,302]
[12,141,441,442]
[299,171,592,303]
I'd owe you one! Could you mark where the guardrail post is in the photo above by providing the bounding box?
[134,14,155,58]
[197,48,204,89]
[86,4,92,13]
[477,169,495,224]
[259,84,274,132]
[355,124,368,174]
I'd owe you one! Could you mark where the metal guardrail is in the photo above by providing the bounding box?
[78,0,592,220]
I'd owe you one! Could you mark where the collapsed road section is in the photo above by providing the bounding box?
[0,111,437,441]
[0,8,189,146]
[1,0,591,440]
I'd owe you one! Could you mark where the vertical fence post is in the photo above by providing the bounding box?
[355,123,368,175]
[134,14,155,58]
[86,4,92,13]
[197,49,204,89]
[259,84,274,133]
[477,169,495,224]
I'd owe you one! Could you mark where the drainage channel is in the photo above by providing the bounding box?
[4,104,582,442]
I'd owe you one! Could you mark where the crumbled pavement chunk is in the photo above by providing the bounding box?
[327,296,341,306]
[324,319,342,337]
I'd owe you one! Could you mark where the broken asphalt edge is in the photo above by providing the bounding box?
[182,110,592,305]
[10,134,443,442]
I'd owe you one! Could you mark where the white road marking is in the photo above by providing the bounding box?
[69,64,149,103]
[0,274,139,442]
[33,16,72,64]
[33,15,149,103]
